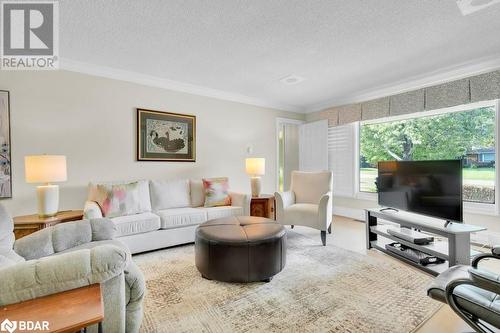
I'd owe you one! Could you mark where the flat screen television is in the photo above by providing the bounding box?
[377,160,463,222]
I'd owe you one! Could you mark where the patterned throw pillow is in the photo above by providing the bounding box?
[95,182,141,218]
[202,177,231,207]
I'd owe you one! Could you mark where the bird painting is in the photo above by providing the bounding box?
[138,108,195,162]
[149,130,185,152]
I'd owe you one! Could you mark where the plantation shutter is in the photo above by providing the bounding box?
[328,123,356,197]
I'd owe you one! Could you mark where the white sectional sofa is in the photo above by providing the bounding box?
[84,179,250,254]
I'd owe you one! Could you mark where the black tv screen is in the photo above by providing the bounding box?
[377,160,463,222]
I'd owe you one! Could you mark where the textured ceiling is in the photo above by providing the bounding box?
[59,0,500,112]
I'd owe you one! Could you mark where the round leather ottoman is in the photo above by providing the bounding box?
[195,216,286,283]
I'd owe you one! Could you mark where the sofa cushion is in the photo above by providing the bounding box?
[150,179,191,211]
[156,208,207,230]
[200,206,243,220]
[90,218,117,241]
[284,203,319,227]
[190,179,205,207]
[56,239,130,257]
[14,228,55,260]
[111,213,160,237]
[52,220,93,253]
[88,180,152,214]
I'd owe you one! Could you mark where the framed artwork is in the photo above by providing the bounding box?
[0,91,11,198]
[137,108,196,162]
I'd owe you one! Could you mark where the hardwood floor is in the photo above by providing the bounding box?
[291,216,472,333]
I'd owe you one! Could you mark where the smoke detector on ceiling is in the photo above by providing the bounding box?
[280,75,305,85]
[456,0,500,15]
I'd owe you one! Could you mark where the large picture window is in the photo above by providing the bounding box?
[359,103,497,205]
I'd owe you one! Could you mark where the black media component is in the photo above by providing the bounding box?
[385,242,445,266]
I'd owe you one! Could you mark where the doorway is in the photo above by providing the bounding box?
[276,118,303,191]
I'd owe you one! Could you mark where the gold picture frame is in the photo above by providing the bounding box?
[0,91,11,198]
[137,108,196,162]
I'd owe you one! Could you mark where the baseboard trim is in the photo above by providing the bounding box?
[333,206,365,221]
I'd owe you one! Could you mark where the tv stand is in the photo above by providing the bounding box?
[379,207,399,212]
[366,208,486,276]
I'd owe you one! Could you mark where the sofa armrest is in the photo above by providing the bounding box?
[275,191,295,223]
[84,200,103,219]
[275,191,295,209]
[468,267,500,295]
[0,245,128,306]
[318,192,333,231]
[229,191,251,216]
[471,246,500,268]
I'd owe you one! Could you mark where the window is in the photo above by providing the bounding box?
[359,102,498,205]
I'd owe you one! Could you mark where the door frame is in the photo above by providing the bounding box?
[275,117,305,192]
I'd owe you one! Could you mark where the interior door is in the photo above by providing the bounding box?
[299,120,328,171]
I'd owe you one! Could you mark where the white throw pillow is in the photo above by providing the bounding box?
[190,179,205,207]
[150,179,191,211]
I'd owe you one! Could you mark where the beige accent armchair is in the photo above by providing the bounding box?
[275,171,333,246]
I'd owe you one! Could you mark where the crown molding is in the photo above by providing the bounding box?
[306,53,500,113]
[59,58,305,113]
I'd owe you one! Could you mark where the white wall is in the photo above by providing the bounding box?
[0,70,304,216]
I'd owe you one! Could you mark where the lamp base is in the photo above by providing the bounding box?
[250,177,262,197]
[36,184,59,218]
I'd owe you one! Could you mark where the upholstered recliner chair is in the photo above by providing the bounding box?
[427,247,500,333]
[275,171,333,246]
[0,204,145,333]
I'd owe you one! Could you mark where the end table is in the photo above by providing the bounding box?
[13,210,84,240]
[0,284,104,333]
[250,194,275,219]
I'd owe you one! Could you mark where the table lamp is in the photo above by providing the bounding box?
[246,158,265,197]
[25,155,67,217]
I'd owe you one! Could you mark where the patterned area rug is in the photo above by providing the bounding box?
[134,230,441,333]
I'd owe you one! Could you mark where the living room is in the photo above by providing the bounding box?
[1,1,500,332]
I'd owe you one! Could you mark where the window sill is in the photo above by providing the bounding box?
[355,192,377,201]
[464,202,498,216]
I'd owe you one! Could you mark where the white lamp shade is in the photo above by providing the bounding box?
[25,155,67,183]
[246,158,265,176]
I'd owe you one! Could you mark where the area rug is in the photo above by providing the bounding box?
[134,230,441,333]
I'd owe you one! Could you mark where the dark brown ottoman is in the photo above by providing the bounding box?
[195,216,286,283]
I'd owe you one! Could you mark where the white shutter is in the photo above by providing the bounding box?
[299,120,328,171]
[328,123,355,197]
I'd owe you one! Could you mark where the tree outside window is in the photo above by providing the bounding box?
[359,106,496,204]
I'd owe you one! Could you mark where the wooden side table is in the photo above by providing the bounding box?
[250,195,275,219]
[0,284,104,333]
[13,210,84,240]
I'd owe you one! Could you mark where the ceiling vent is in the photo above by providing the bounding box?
[280,75,305,85]
[456,0,500,15]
